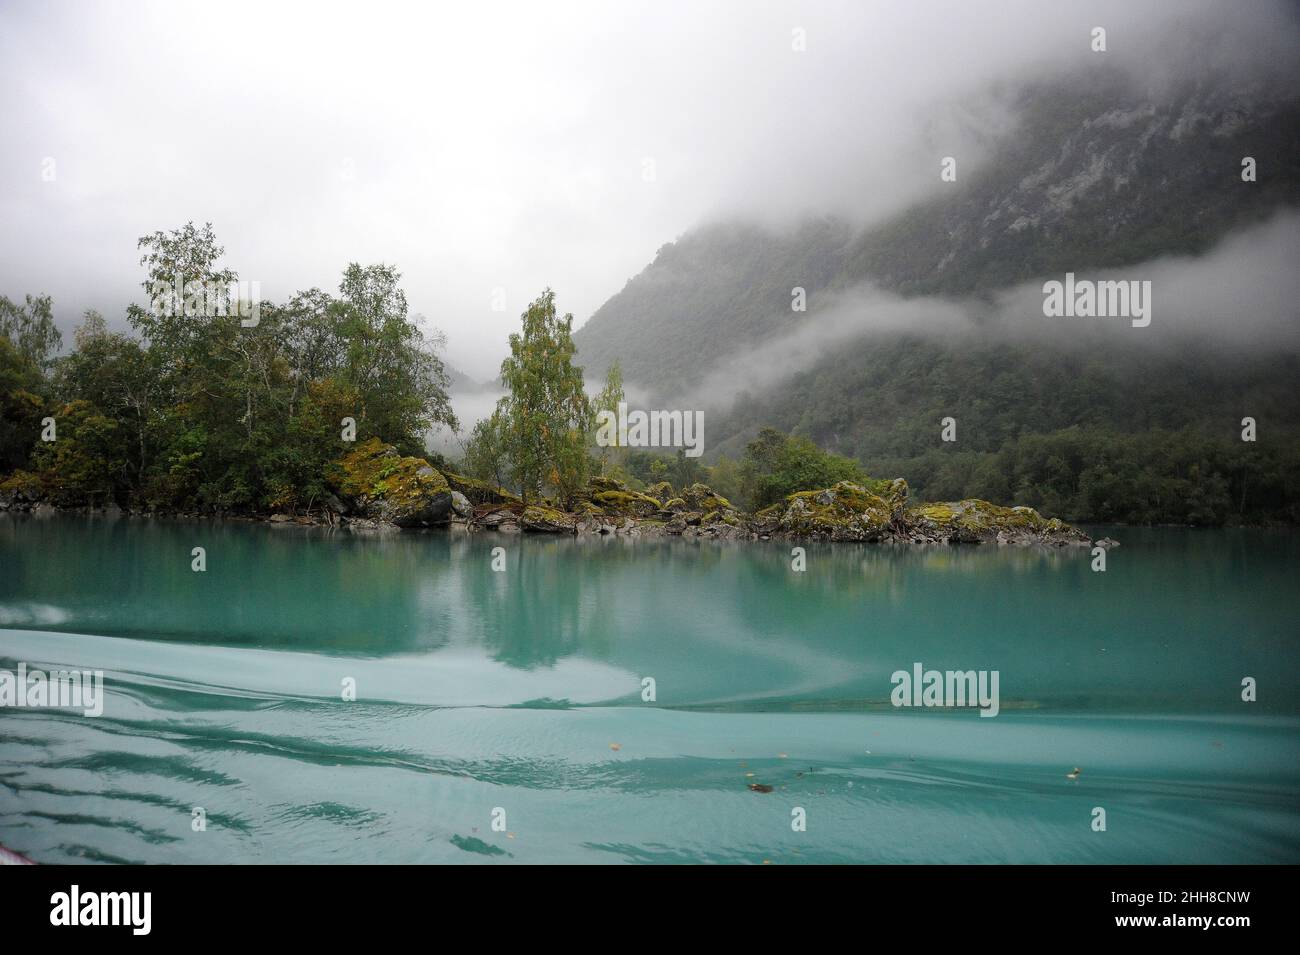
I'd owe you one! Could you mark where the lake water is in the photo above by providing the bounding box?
[1,513,1297,864]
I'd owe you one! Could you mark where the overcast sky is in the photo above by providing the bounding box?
[0,0,1271,379]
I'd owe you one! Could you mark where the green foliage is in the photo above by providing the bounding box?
[0,336,46,472]
[127,221,237,373]
[336,263,457,453]
[462,410,511,490]
[1,224,457,515]
[0,293,62,369]
[496,289,591,506]
[705,454,742,504]
[619,448,710,493]
[29,400,126,505]
[873,425,1300,525]
[740,428,873,511]
[591,358,625,474]
[54,313,158,486]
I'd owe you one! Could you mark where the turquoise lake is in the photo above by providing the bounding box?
[1,513,1297,864]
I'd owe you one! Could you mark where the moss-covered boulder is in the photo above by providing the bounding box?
[441,471,521,507]
[587,476,628,496]
[0,470,44,509]
[879,478,909,518]
[582,475,665,516]
[592,489,664,516]
[681,483,733,513]
[520,504,577,533]
[646,481,675,505]
[328,438,453,527]
[906,499,1087,544]
[701,509,742,527]
[762,480,896,540]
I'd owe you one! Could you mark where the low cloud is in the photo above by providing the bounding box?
[678,210,1300,414]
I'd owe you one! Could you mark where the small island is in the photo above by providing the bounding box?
[2,430,1096,547]
[0,233,1102,548]
[319,436,1095,546]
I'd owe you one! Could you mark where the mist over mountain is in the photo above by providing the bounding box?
[574,41,1300,391]
[569,13,1300,518]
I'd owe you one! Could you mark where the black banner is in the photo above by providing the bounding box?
[1,864,1285,940]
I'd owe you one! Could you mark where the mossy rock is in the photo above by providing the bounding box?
[661,496,688,513]
[646,481,676,505]
[587,475,629,496]
[880,478,909,513]
[907,499,1084,542]
[0,469,44,504]
[772,481,895,540]
[701,509,741,527]
[328,437,452,527]
[593,489,664,516]
[520,504,577,533]
[681,483,733,513]
[442,471,521,506]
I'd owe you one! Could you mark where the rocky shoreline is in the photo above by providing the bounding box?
[1,437,1113,548]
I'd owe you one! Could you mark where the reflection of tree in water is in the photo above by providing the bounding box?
[725,538,1092,663]
[0,515,459,653]
[467,534,649,668]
